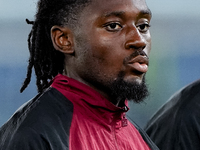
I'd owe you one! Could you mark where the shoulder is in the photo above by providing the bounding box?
[145,79,200,149]
[146,79,200,125]
[0,87,73,150]
[1,127,49,150]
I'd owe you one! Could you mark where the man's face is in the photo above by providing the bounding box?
[70,0,152,104]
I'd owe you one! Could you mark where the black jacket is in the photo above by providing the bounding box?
[0,88,73,150]
[145,79,200,150]
[0,87,159,150]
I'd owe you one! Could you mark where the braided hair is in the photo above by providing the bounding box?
[20,0,90,93]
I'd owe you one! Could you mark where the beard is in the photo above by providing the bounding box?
[109,72,149,105]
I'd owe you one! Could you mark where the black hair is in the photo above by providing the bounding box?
[20,0,90,93]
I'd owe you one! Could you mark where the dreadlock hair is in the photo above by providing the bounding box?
[20,0,90,93]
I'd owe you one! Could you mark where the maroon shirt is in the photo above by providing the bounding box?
[51,74,150,150]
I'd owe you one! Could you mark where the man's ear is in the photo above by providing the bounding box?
[51,26,74,54]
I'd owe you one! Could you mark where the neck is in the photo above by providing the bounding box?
[62,71,125,107]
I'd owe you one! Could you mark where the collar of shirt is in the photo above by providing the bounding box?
[51,74,129,125]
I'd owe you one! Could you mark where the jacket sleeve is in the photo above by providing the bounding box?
[2,127,49,150]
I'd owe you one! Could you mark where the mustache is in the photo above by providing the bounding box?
[123,51,148,64]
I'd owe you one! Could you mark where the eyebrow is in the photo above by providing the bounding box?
[101,8,152,19]
[141,8,152,17]
[102,11,125,18]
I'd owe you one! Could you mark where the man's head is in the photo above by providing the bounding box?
[21,0,91,92]
[51,0,152,104]
[22,0,152,105]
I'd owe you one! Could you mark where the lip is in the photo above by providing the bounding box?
[127,55,149,73]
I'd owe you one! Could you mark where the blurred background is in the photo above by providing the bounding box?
[0,0,200,128]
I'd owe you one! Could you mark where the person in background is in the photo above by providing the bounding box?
[0,0,158,149]
[145,79,200,150]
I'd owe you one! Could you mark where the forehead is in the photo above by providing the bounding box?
[85,0,151,17]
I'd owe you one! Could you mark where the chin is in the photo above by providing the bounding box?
[125,75,145,85]
[110,73,149,103]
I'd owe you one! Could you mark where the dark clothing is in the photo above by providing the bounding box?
[0,74,158,150]
[0,87,73,150]
[145,79,200,150]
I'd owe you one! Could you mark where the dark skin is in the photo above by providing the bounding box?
[51,0,152,106]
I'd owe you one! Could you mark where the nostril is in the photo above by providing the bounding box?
[142,45,146,50]
[125,39,146,50]
[128,45,146,51]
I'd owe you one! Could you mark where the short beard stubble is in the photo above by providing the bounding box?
[109,72,149,105]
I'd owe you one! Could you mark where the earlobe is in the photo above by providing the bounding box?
[51,26,74,54]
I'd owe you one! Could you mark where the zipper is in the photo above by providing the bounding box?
[112,120,120,150]
[111,105,129,150]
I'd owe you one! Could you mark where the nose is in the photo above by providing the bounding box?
[125,27,146,51]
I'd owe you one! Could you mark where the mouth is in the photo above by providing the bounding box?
[127,55,149,73]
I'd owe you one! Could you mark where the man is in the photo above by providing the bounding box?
[0,0,158,149]
[145,79,200,150]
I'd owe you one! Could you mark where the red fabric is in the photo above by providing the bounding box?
[51,74,150,150]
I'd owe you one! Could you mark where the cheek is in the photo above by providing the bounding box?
[90,29,124,56]
[90,32,124,61]
[144,34,151,56]
[90,40,124,69]
[81,30,126,77]
[145,43,151,56]
[86,45,123,81]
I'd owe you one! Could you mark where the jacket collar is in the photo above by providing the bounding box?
[51,74,129,113]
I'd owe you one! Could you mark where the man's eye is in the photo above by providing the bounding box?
[137,24,150,32]
[105,23,122,31]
